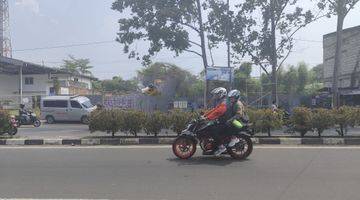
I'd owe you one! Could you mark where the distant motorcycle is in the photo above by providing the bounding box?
[0,116,18,136]
[16,111,41,127]
[172,117,253,160]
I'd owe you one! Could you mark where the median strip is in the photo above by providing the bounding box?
[0,137,360,146]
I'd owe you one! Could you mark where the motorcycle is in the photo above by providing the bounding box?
[16,111,41,127]
[0,116,18,136]
[172,117,253,160]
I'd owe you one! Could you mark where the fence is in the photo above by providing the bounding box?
[0,95,40,110]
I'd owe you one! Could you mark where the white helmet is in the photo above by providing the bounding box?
[211,87,227,100]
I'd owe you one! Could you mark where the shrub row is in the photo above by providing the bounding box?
[89,109,198,137]
[0,109,11,133]
[247,106,360,137]
[89,106,360,137]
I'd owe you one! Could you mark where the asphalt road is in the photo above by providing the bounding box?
[18,123,96,139]
[1,146,360,200]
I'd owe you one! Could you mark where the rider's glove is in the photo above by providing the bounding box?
[200,116,207,121]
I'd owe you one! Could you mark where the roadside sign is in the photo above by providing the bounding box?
[174,101,188,109]
[206,67,233,82]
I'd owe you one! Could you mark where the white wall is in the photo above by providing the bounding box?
[22,74,52,95]
[0,74,19,96]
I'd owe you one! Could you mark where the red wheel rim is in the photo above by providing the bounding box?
[174,138,195,159]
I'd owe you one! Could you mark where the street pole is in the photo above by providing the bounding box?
[19,65,23,104]
[227,0,231,90]
[260,66,263,108]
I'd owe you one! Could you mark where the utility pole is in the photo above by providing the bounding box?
[226,0,231,90]
[0,0,12,57]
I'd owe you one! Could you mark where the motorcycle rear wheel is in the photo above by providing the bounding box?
[172,136,197,159]
[8,127,18,136]
[33,120,41,127]
[227,135,253,160]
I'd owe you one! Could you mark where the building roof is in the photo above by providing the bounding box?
[0,56,59,74]
[0,56,97,80]
[323,25,360,39]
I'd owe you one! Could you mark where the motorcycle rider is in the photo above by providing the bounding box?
[209,87,227,108]
[19,104,30,122]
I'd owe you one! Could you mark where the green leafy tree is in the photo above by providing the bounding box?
[317,0,359,107]
[228,0,322,103]
[61,55,93,75]
[138,62,202,101]
[297,62,309,93]
[101,76,138,94]
[112,0,210,69]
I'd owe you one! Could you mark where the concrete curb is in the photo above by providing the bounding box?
[0,137,359,146]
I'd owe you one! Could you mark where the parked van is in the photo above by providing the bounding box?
[41,96,97,124]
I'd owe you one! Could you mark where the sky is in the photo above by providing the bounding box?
[9,0,360,80]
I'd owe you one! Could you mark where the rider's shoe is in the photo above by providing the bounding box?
[228,137,240,147]
[214,145,226,156]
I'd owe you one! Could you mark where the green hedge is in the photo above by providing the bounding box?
[89,106,360,137]
[0,110,11,133]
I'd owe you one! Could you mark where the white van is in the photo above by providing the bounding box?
[41,96,97,124]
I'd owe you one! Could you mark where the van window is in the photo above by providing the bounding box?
[71,101,82,108]
[43,100,68,108]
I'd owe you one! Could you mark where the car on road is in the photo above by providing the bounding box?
[40,96,96,124]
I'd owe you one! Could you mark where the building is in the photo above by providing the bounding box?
[0,56,97,108]
[323,25,360,105]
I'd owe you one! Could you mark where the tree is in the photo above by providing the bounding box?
[112,0,232,107]
[138,62,202,101]
[61,55,93,75]
[228,0,322,103]
[101,76,138,94]
[297,62,309,93]
[317,0,360,107]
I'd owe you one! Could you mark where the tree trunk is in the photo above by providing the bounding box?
[270,0,278,104]
[196,0,209,109]
[332,7,345,108]
[267,128,271,137]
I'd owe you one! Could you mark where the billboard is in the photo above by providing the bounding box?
[206,67,233,82]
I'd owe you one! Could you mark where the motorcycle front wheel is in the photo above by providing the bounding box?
[227,134,253,160]
[172,136,197,159]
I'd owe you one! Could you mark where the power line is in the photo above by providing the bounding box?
[11,37,323,54]
[293,38,322,43]
[13,40,116,52]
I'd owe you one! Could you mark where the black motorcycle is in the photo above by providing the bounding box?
[172,118,253,160]
[16,111,41,127]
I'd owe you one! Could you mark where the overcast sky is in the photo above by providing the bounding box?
[10,0,360,80]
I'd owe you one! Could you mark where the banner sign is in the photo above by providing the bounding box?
[206,67,233,82]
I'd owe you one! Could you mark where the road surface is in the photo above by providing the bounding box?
[0,146,360,200]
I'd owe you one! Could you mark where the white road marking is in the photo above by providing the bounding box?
[0,199,112,200]
[0,145,360,149]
